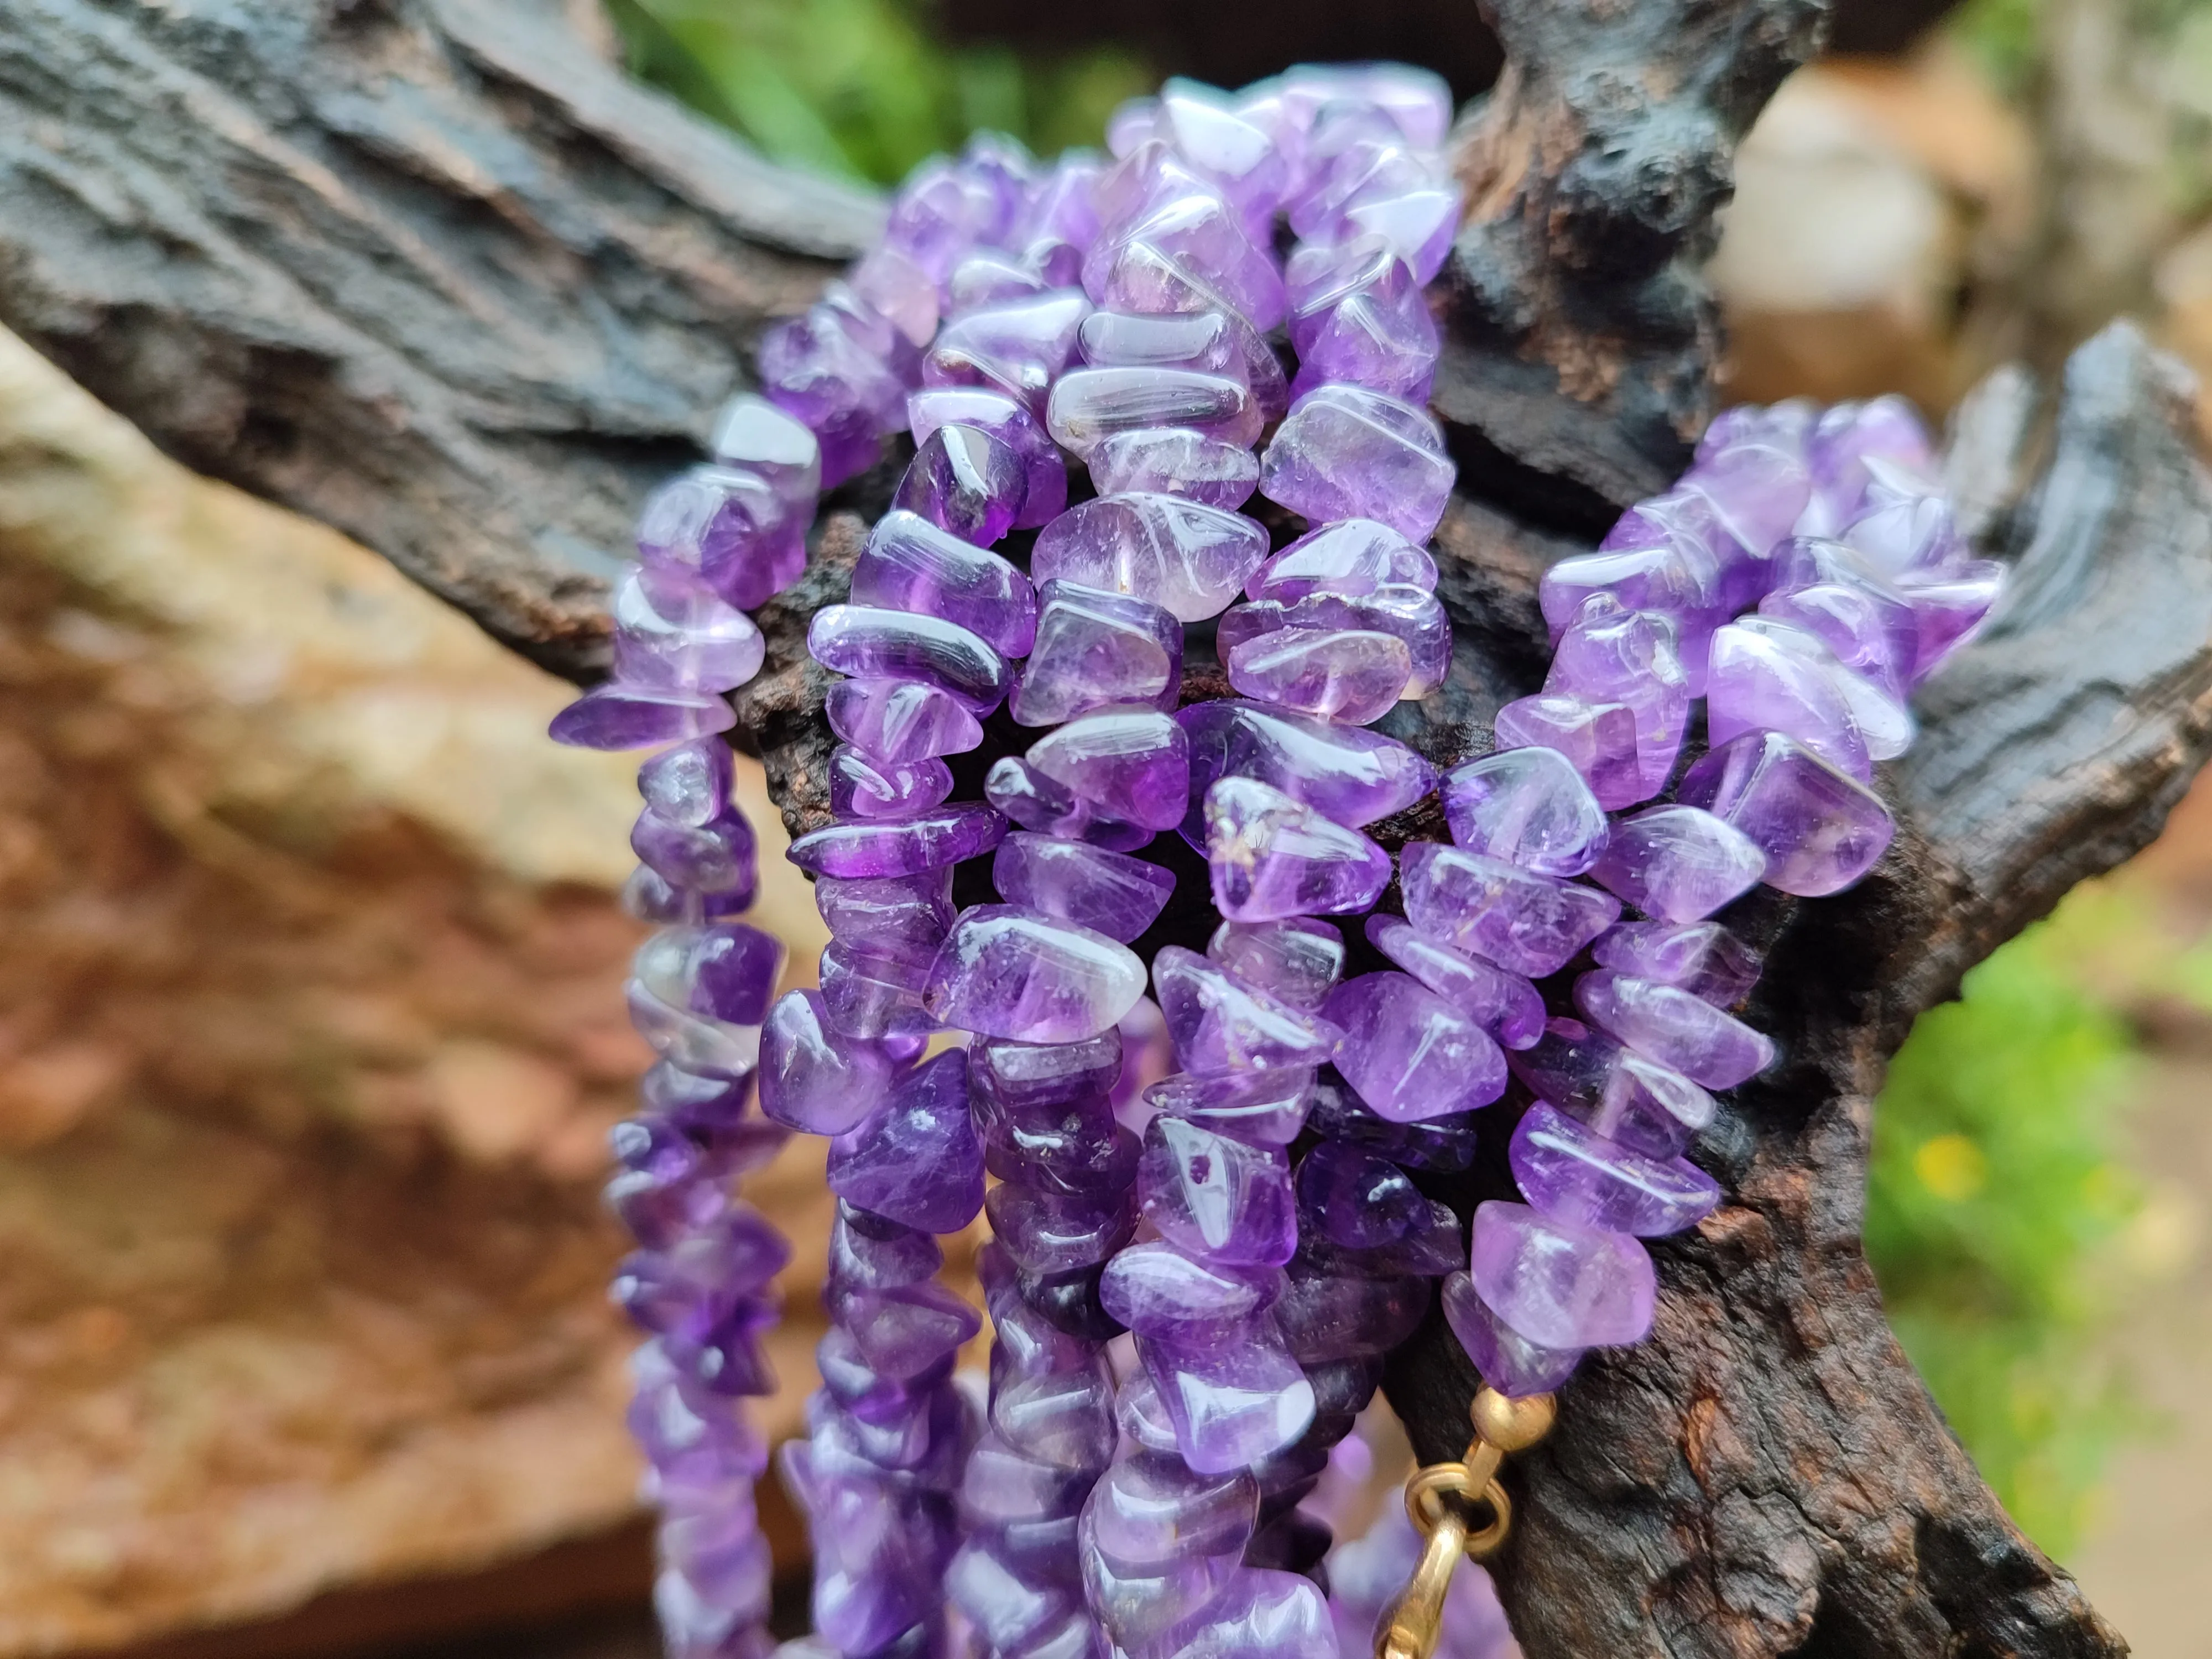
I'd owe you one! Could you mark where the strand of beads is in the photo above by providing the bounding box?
[1432,396,2003,1397]
[549,392,832,1659]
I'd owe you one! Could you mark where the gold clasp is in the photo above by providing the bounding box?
[1371,1389,1557,1659]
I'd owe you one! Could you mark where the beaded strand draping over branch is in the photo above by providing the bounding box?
[549,60,2004,1659]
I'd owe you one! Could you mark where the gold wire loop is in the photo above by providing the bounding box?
[1374,1390,1557,1659]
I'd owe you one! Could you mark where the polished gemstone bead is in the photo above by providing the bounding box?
[1507,1018,1718,1159]
[1217,587,1449,700]
[809,606,1011,715]
[1166,1568,1337,1659]
[1490,696,1643,810]
[1272,1270,1431,1361]
[1295,1140,1430,1250]
[814,869,956,951]
[992,833,1176,942]
[1704,619,1872,780]
[1245,519,1437,604]
[1897,559,2004,683]
[1585,805,1766,924]
[1305,1078,1475,1173]
[980,1094,1140,1198]
[1803,395,1936,530]
[853,509,1039,656]
[1082,1451,1260,1571]
[1100,1243,1281,1337]
[1510,1102,1723,1237]
[1677,730,1896,897]
[759,989,896,1135]
[1282,236,1405,341]
[1538,539,1723,687]
[891,426,1028,549]
[709,391,823,509]
[1341,185,1460,285]
[825,676,985,761]
[1206,919,1345,1014]
[757,305,906,487]
[628,924,781,1074]
[1078,308,1287,418]
[1398,842,1623,978]
[849,242,940,348]
[1013,581,1183,726]
[817,937,936,1042]
[1084,192,1287,331]
[550,685,734,750]
[1078,1511,1241,1646]
[1152,946,1344,1074]
[991,1361,1120,1472]
[1088,427,1260,510]
[1204,777,1392,920]
[1025,708,1191,831]
[987,1183,1138,1277]
[1259,384,1454,542]
[620,866,752,925]
[611,565,766,692]
[1545,593,1691,795]
[1439,746,1610,877]
[827,745,956,821]
[836,1278,984,1378]
[922,289,1092,414]
[1144,1068,1314,1147]
[925,905,1147,1043]
[1574,971,1776,1089]
[1325,972,1507,1122]
[1223,627,1413,724]
[1138,1114,1297,1267]
[1362,915,1543,1050]
[1592,921,1762,1006]
[1031,493,1270,623]
[1760,573,1917,705]
[633,796,756,902]
[784,804,1007,878]
[907,387,1068,528]
[1288,270,1441,402]
[971,1030,1125,1112]
[985,757,1154,851]
[1440,1271,1584,1397]
[946,1542,1073,1655]
[1177,700,1437,836]
[826,1050,985,1234]
[1159,89,1290,217]
[1136,1324,1316,1475]
[1468,1199,1656,1348]
[1045,367,1261,458]
[948,251,1053,310]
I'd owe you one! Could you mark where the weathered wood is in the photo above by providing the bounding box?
[0,2,2199,1655]
[0,0,879,679]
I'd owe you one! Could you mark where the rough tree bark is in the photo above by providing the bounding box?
[0,0,2200,1655]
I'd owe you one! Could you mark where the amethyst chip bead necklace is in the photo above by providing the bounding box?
[550,57,2007,1659]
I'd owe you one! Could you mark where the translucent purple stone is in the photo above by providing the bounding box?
[1135,1327,1316,1475]
[1363,915,1543,1050]
[925,905,1149,1043]
[1467,1199,1657,1349]
[1223,627,1413,724]
[1440,1271,1584,1397]
[1507,1018,1718,1159]
[1245,518,1437,603]
[1592,921,1762,1006]
[1088,427,1261,510]
[1144,1068,1315,1147]
[1324,972,1507,1122]
[1031,493,1271,623]
[907,387,1069,529]
[612,565,766,693]
[923,289,1092,414]
[809,606,1013,716]
[891,425,1028,549]
[550,685,734,751]
[759,989,896,1135]
[825,676,985,761]
[1398,842,1623,978]
[1205,918,1345,1014]
[1152,946,1343,1075]
[813,868,955,956]
[1509,1102,1722,1237]
[1573,970,1776,1089]
[1138,1115,1297,1267]
[1490,696,1642,810]
[1023,709,1191,832]
[1099,1243,1281,1337]
[1203,777,1392,920]
[1439,746,1610,877]
[1676,730,1896,897]
[1704,617,1877,781]
[852,510,1040,658]
[1177,700,1438,838]
[828,745,956,821]
[1045,366,1261,457]
[1082,1452,1259,1569]
[825,1050,986,1234]
[1258,384,1454,542]
[1013,581,1183,726]
[1545,593,1690,795]
[1584,805,1766,924]
[992,834,1176,943]
[987,1184,1137,1277]
[785,803,1008,878]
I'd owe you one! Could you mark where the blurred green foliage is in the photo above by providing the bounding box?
[605,0,1151,185]
[1866,880,2212,1556]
